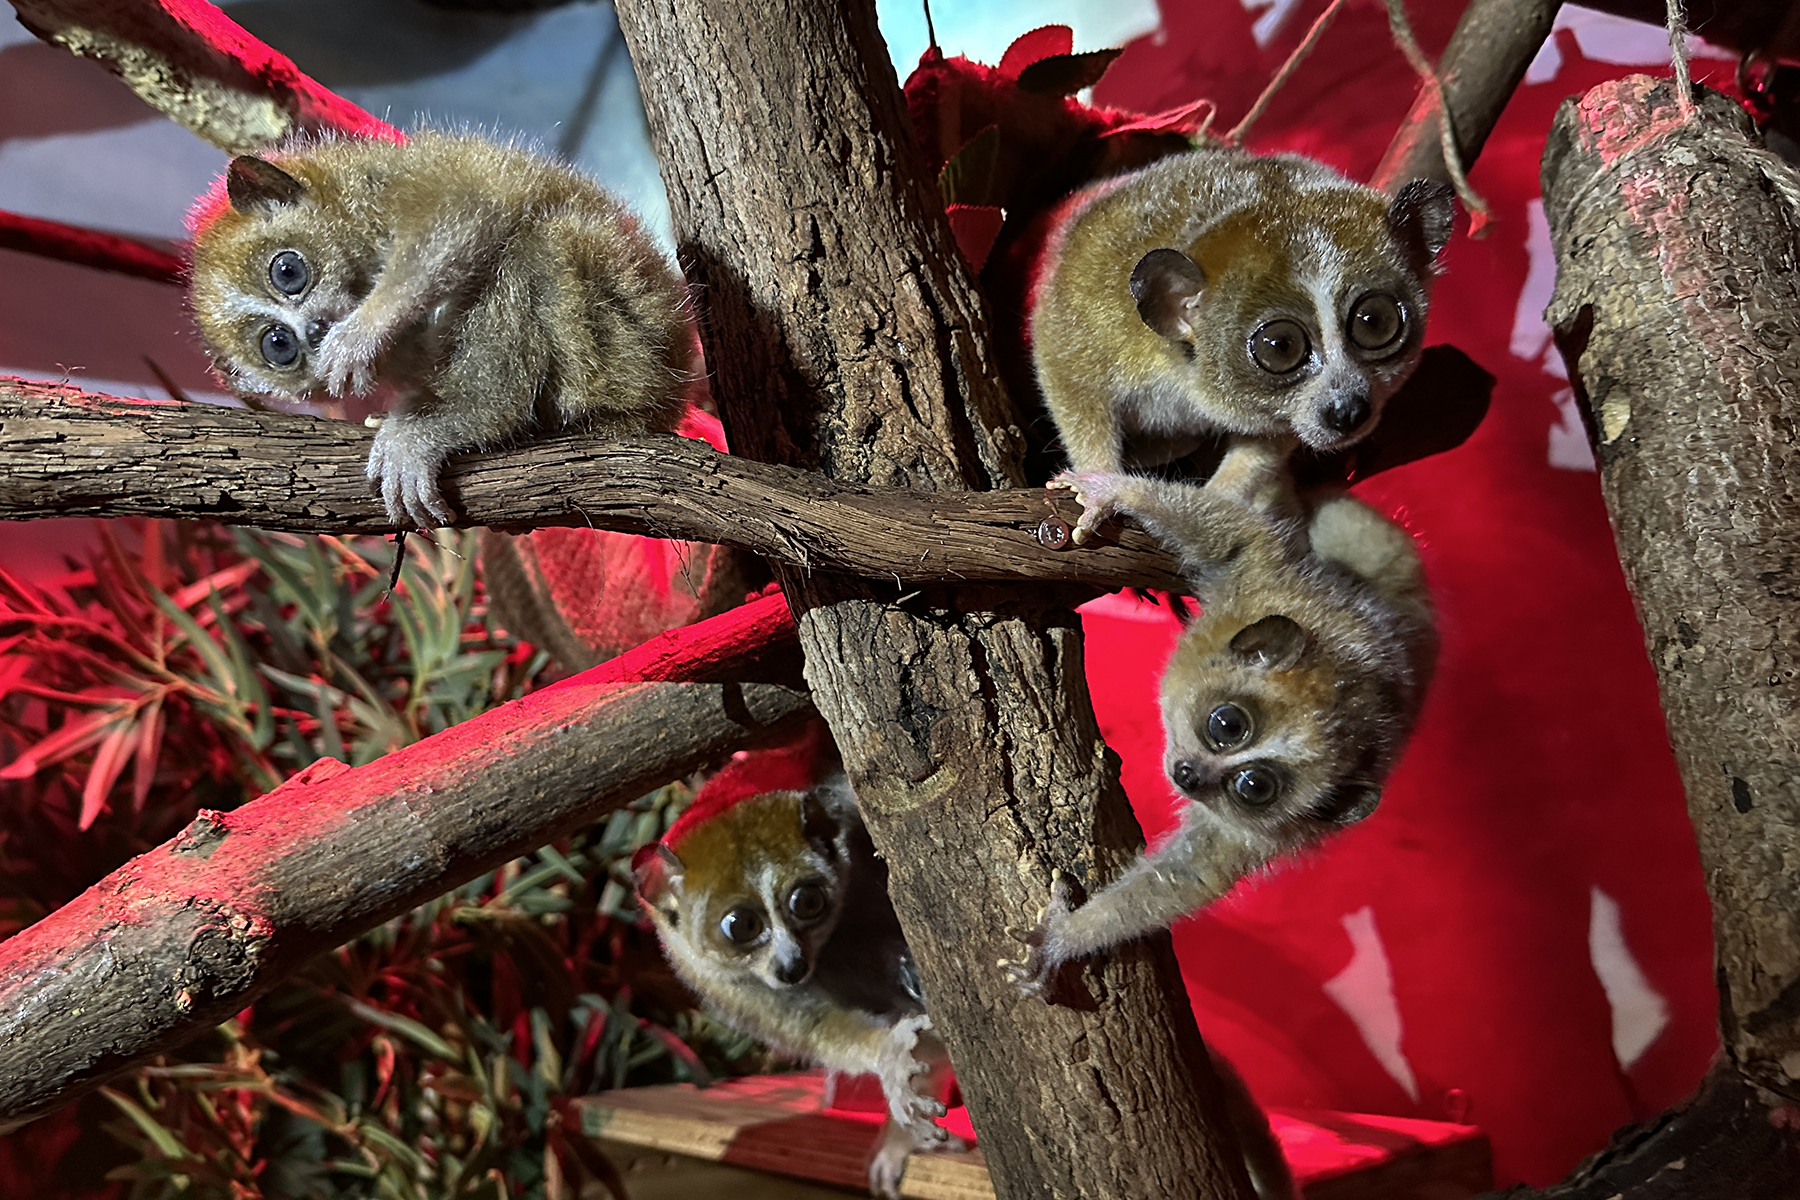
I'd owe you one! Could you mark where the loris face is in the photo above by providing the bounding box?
[634,790,849,991]
[188,156,377,401]
[1130,180,1454,452]
[1160,613,1395,852]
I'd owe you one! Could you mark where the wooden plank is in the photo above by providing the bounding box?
[576,1074,1493,1200]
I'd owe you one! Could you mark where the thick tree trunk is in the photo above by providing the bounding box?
[0,594,811,1129]
[614,4,1259,1200]
[1516,75,1800,1197]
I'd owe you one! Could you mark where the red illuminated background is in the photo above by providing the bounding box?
[0,1,1738,1191]
[1072,1,1726,1187]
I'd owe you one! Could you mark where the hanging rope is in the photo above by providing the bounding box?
[1226,0,1353,147]
[1666,0,1695,119]
[1382,0,1491,234]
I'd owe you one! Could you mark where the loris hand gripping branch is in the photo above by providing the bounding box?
[187,132,693,528]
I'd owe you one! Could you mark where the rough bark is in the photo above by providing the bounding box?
[1372,0,1561,193]
[0,594,811,1130]
[0,380,1184,592]
[1520,75,1800,1197]
[8,0,393,152]
[616,3,1257,1199]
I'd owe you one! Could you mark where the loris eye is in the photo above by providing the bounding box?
[1226,766,1281,808]
[260,324,301,367]
[1347,293,1404,351]
[1250,320,1309,375]
[1205,703,1252,750]
[787,882,829,924]
[269,250,310,297]
[720,906,765,946]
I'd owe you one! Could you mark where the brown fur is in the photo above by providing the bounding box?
[1012,446,1434,1052]
[1030,148,1454,487]
[634,780,958,1198]
[187,131,693,527]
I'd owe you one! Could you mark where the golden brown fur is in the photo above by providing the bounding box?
[1030,149,1453,539]
[634,779,957,1198]
[187,131,693,527]
[1012,445,1434,1037]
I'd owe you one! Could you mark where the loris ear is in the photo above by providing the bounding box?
[1229,614,1308,671]
[631,842,684,908]
[227,156,307,214]
[1130,248,1207,341]
[800,787,844,859]
[1312,784,1382,826]
[1386,180,1456,271]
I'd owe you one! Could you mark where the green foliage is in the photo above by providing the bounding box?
[0,522,757,1200]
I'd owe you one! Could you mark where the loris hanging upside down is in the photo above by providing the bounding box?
[1009,440,1436,997]
[187,131,694,528]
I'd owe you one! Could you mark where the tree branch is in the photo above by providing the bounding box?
[0,210,185,285]
[1373,0,1561,193]
[8,0,396,153]
[0,378,1184,592]
[0,593,812,1130]
[1506,74,1800,1198]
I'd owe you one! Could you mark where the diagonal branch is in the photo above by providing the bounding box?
[0,210,185,285]
[0,592,812,1129]
[8,0,396,152]
[1373,0,1562,193]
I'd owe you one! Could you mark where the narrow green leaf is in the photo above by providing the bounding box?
[345,999,459,1061]
[100,1086,194,1161]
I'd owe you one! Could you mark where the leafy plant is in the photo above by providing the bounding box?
[0,521,755,1199]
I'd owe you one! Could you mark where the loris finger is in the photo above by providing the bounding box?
[370,419,455,528]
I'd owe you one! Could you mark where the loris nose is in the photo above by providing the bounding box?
[1321,391,1372,436]
[773,955,810,985]
[305,319,331,349]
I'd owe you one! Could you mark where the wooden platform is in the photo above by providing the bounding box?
[575,1073,1492,1199]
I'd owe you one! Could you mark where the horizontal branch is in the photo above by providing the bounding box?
[0,592,812,1128]
[0,210,185,285]
[0,378,1188,593]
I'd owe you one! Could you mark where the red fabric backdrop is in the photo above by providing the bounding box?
[1073,2,1726,1185]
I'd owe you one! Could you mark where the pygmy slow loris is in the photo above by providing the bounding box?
[187,131,693,527]
[1030,148,1454,539]
[1009,441,1436,996]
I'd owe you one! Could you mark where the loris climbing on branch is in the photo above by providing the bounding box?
[187,131,694,528]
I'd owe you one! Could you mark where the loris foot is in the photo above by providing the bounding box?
[1048,471,1134,544]
[316,314,386,397]
[866,1118,967,1200]
[877,1014,950,1147]
[368,415,456,528]
[999,870,1076,999]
